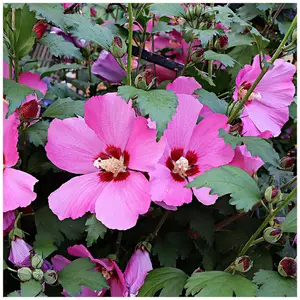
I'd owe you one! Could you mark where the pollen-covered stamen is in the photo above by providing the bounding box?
[172,156,189,177]
[94,156,126,177]
[238,83,262,102]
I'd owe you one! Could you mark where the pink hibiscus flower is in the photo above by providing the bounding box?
[8,237,32,267]
[3,211,15,236]
[150,94,234,207]
[52,244,126,297]
[46,93,165,230]
[3,102,38,212]
[233,55,296,137]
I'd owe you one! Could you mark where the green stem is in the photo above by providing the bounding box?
[181,37,194,76]
[7,267,17,273]
[126,3,133,86]
[116,57,127,71]
[227,15,297,124]
[225,187,296,272]
[115,231,123,258]
[250,236,265,247]
[14,212,23,228]
[280,176,297,192]
[151,14,157,80]
[145,211,170,242]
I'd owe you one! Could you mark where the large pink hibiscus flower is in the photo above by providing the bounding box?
[3,102,38,212]
[233,55,296,137]
[150,94,234,207]
[46,93,164,230]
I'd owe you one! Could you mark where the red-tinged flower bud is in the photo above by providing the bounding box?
[278,257,297,278]
[263,227,282,244]
[218,35,228,48]
[264,186,282,203]
[234,256,253,273]
[19,100,39,122]
[90,6,97,17]
[110,36,127,58]
[191,48,204,63]
[134,70,155,90]
[33,21,48,40]
[44,270,58,285]
[280,157,295,170]
[18,267,32,282]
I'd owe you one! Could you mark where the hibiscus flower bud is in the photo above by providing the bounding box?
[234,256,253,273]
[229,119,243,136]
[110,36,127,58]
[18,267,32,282]
[33,21,48,40]
[19,100,39,122]
[215,35,228,50]
[44,270,58,285]
[136,241,152,253]
[191,49,204,63]
[264,186,282,203]
[280,156,295,170]
[194,4,203,17]
[134,70,155,90]
[90,6,97,17]
[227,102,244,119]
[185,6,194,21]
[31,254,44,269]
[9,238,32,266]
[32,269,44,281]
[278,257,297,278]
[263,227,282,244]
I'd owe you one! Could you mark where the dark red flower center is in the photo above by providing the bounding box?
[165,148,199,182]
[94,146,130,182]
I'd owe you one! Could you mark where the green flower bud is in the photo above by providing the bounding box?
[263,227,282,244]
[31,254,44,269]
[264,186,282,203]
[278,257,297,278]
[194,4,203,18]
[32,269,44,281]
[136,241,152,253]
[190,48,204,63]
[185,6,194,21]
[234,256,253,273]
[134,70,155,90]
[44,270,58,285]
[110,36,127,58]
[18,267,32,282]
[227,102,244,118]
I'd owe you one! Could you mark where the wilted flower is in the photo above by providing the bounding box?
[124,248,153,296]
[233,55,296,137]
[278,257,297,278]
[234,256,253,273]
[8,238,32,267]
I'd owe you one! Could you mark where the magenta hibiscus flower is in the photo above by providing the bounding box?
[46,93,164,230]
[3,102,38,212]
[234,55,296,137]
[150,94,234,207]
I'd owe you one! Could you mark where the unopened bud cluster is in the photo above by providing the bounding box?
[185,4,203,22]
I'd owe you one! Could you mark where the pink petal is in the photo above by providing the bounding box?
[150,164,192,207]
[154,65,177,84]
[199,105,213,118]
[246,101,289,137]
[95,172,151,230]
[166,76,202,95]
[9,238,32,266]
[85,93,135,151]
[188,114,234,169]
[154,201,178,211]
[51,255,71,272]
[229,145,264,176]
[192,187,218,206]
[3,211,16,235]
[45,117,105,174]
[124,249,153,296]
[3,102,19,167]
[4,168,38,212]
[48,172,108,220]
[165,94,202,151]
[125,117,165,172]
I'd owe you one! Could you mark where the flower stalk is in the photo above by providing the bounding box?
[126,3,133,86]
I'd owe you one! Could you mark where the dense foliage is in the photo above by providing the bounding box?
[3,3,297,297]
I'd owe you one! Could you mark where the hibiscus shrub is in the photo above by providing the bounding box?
[3,3,297,297]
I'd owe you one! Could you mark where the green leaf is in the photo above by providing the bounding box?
[27,120,50,147]
[38,63,85,79]
[218,129,242,149]
[42,98,85,119]
[195,89,228,114]
[64,14,113,50]
[7,291,20,297]
[151,22,180,33]
[277,239,297,258]
[85,214,107,247]
[39,34,83,60]
[149,4,185,17]
[236,4,261,21]
[14,5,37,58]
[256,3,277,11]
[249,26,270,50]
[253,270,296,297]
[191,67,215,86]
[227,32,255,48]
[118,86,178,138]
[33,234,58,258]
[4,78,43,116]
[28,4,65,29]
[187,166,261,212]
[186,29,220,47]
[275,20,292,35]
[58,258,108,297]
[138,267,188,297]
[281,207,296,233]
[289,97,297,122]
[21,280,43,297]
[204,50,235,67]
[153,232,193,267]
[185,271,256,297]
[214,5,249,28]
